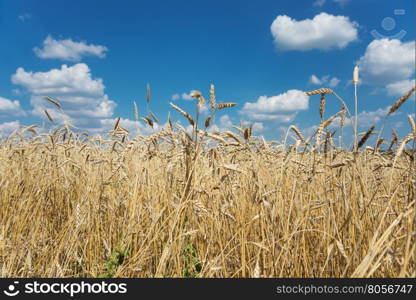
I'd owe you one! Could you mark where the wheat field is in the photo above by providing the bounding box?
[0,86,415,278]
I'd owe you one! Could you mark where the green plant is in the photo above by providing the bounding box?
[182,240,202,278]
[98,247,129,278]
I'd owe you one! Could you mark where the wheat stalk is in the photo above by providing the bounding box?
[146,84,151,103]
[289,126,305,143]
[149,111,159,123]
[169,102,194,126]
[357,126,375,149]
[353,65,359,152]
[204,116,212,128]
[319,93,326,120]
[394,132,416,164]
[243,127,252,141]
[210,84,216,109]
[134,101,139,121]
[44,110,54,123]
[388,130,399,151]
[141,116,154,128]
[304,88,334,96]
[407,114,415,133]
[43,96,62,109]
[217,103,237,110]
[389,87,416,115]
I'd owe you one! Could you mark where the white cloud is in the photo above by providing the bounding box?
[181,92,194,100]
[199,104,209,115]
[313,0,326,7]
[171,91,195,101]
[270,12,358,51]
[209,114,265,134]
[354,107,389,127]
[386,79,416,97]
[310,75,323,85]
[219,114,233,129]
[313,0,350,7]
[328,77,341,87]
[0,96,26,116]
[357,39,415,85]
[335,107,390,128]
[0,121,20,137]
[97,118,166,136]
[171,91,209,115]
[18,13,31,22]
[309,74,340,87]
[302,125,319,138]
[11,63,116,128]
[240,89,309,122]
[241,120,265,134]
[33,35,108,62]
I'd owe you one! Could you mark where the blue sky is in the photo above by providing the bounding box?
[0,0,415,147]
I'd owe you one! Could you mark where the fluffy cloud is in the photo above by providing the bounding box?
[386,79,416,97]
[209,114,265,134]
[357,39,415,85]
[310,75,340,87]
[218,114,233,129]
[11,63,116,128]
[332,107,390,128]
[171,92,195,101]
[171,91,209,115]
[241,120,265,134]
[0,121,20,137]
[33,35,108,62]
[270,12,358,51]
[97,118,166,136]
[353,107,390,128]
[0,96,26,116]
[310,75,323,85]
[240,89,309,122]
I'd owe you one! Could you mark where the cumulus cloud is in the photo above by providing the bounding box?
[332,107,390,129]
[171,92,195,101]
[270,12,358,51]
[358,39,415,84]
[241,120,265,134]
[386,79,416,97]
[97,118,166,136]
[33,35,108,62]
[209,114,265,134]
[310,75,323,85]
[0,96,26,116]
[0,121,21,137]
[11,63,116,128]
[357,39,415,96]
[240,89,309,122]
[171,91,209,115]
[353,107,390,128]
[309,74,340,87]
